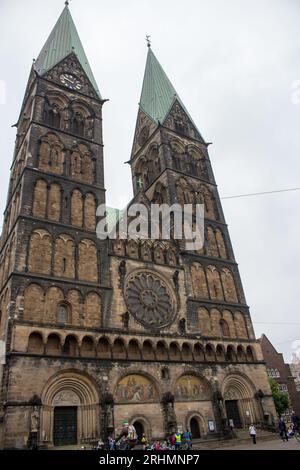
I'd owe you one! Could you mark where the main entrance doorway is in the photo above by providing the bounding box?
[133,421,144,441]
[190,417,201,438]
[53,406,77,446]
[225,400,242,428]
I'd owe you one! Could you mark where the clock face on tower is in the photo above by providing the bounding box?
[59,73,82,90]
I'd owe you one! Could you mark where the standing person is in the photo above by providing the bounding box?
[108,436,115,450]
[175,431,182,450]
[141,433,148,450]
[183,429,193,449]
[278,418,288,442]
[171,433,176,450]
[248,424,257,444]
[154,441,161,451]
[291,412,299,431]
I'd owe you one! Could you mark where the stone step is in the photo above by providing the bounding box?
[194,433,278,449]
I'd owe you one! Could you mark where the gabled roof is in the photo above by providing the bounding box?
[139,47,202,136]
[34,3,101,98]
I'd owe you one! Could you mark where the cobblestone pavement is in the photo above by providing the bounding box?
[202,437,300,450]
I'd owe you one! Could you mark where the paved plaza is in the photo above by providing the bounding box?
[204,437,300,450]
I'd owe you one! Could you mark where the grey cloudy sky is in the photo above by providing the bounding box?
[0,0,299,361]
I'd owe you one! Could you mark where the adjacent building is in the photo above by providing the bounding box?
[290,363,300,393]
[260,334,300,419]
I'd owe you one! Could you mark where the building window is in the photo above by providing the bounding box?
[267,368,280,378]
[57,304,69,324]
[278,384,288,393]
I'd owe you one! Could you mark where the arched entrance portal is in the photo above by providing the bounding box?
[190,417,201,439]
[222,374,261,428]
[41,370,99,447]
[133,421,145,441]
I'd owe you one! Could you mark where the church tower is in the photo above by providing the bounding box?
[129,45,253,339]
[0,5,276,450]
[0,3,109,448]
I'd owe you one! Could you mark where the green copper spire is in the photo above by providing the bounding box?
[34,3,101,98]
[139,46,201,136]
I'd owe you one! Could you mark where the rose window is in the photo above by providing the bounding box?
[125,272,175,328]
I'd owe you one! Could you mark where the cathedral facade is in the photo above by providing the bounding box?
[0,4,276,448]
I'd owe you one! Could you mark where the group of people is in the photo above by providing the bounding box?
[94,413,300,451]
[93,421,193,450]
[277,413,299,442]
[248,412,300,444]
[141,430,193,450]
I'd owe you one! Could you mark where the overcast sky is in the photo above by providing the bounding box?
[0,0,299,362]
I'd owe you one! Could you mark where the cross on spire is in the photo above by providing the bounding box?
[145,35,151,48]
[136,176,144,191]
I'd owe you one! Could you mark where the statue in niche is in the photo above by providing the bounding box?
[30,406,40,433]
[102,390,114,439]
[166,401,175,422]
[162,393,177,435]
[106,404,114,429]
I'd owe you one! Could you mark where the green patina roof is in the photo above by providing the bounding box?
[105,207,121,233]
[139,47,202,136]
[34,4,101,98]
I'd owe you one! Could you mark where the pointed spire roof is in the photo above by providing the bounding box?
[34,2,101,98]
[139,47,202,136]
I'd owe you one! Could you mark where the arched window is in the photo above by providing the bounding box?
[57,303,69,324]
[48,106,61,128]
[220,319,230,337]
[72,111,84,136]
[161,367,170,379]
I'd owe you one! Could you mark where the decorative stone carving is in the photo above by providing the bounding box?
[161,392,177,435]
[224,388,238,400]
[53,390,80,406]
[44,54,98,98]
[30,406,40,433]
[124,271,175,328]
[102,391,114,438]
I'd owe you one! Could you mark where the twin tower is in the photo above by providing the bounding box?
[0,4,275,448]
